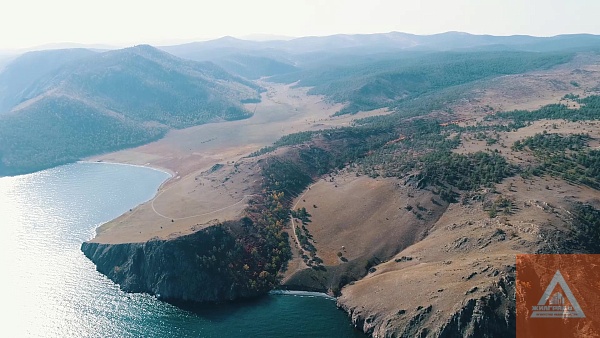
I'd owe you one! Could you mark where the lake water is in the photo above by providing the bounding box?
[0,162,364,338]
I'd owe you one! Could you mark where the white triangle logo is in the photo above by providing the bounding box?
[531,270,585,318]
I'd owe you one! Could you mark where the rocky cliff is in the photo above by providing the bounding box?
[338,274,515,338]
[81,225,273,303]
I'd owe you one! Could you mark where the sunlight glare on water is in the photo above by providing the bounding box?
[0,162,364,338]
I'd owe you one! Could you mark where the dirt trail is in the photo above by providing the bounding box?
[88,83,390,244]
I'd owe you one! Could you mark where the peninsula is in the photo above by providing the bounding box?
[2,32,599,337]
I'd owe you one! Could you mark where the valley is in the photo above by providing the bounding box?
[2,31,600,337]
[84,48,600,337]
[89,82,389,244]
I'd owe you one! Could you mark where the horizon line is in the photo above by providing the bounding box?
[2,30,599,53]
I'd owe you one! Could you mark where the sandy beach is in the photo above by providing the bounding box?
[88,82,390,244]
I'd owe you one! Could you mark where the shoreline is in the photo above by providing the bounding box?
[79,160,176,199]
[79,161,172,242]
[79,160,175,180]
[81,161,337,303]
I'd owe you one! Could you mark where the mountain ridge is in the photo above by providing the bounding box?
[159,31,600,58]
[0,45,261,176]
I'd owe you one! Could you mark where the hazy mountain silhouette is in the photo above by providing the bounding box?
[0,45,261,175]
[0,48,97,112]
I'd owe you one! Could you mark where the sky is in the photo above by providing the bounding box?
[1,0,600,50]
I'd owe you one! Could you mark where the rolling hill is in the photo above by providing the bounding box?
[161,32,600,61]
[159,32,598,114]
[269,51,574,114]
[0,48,97,113]
[0,45,262,176]
[160,38,299,80]
[211,54,299,80]
[60,32,600,337]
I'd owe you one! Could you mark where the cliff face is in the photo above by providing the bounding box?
[81,226,268,303]
[330,195,535,338]
[338,275,515,338]
[339,278,516,338]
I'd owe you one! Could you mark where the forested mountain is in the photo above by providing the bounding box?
[2,31,598,176]
[0,45,261,176]
[211,54,299,80]
[270,51,573,114]
[160,32,600,87]
[160,38,299,80]
[0,53,17,72]
[0,48,97,113]
[18,45,262,126]
[161,32,600,60]
[50,31,600,338]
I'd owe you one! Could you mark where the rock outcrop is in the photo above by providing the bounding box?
[81,225,269,303]
[338,272,516,338]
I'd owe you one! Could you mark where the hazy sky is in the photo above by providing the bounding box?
[1,0,599,49]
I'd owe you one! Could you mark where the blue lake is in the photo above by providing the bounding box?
[0,162,364,337]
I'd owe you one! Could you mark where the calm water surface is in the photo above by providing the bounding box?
[0,162,364,338]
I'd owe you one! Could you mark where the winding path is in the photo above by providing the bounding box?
[289,183,315,255]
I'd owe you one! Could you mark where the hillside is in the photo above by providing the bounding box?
[160,35,588,116]
[270,57,600,336]
[0,45,261,176]
[162,32,600,59]
[211,54,299,80]
[0,48,97,112]
[157,33,600,115]
[159,33,600,82]
[269,51,574,114]
[64,35,600,337]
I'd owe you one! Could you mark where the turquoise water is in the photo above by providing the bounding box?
[0,162,364,338]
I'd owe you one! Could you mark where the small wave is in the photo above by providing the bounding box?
[269,290,335,299]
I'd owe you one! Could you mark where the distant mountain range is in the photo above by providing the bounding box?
[1,31,599,175]
[0,48,97,112]
[157,31,600,82]
[0,45,261,175]
[160,31,600,60]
